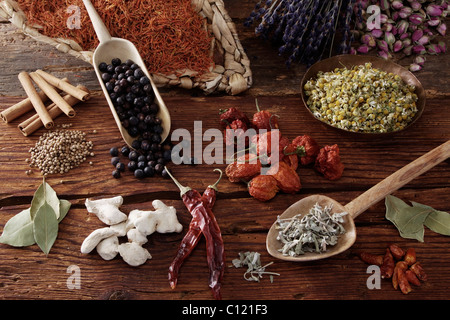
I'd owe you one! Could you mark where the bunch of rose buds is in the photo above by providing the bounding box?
[353,0,448,71]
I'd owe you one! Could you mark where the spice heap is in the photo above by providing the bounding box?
[231,251,280,282]
[221,101,344,202]
[275,202,348,256]
[304,62,418,133]
[17,0,213,75]
[352,0,448,71]
[100,58,172,179]
[28,130,94,175]
[359,244,427,294]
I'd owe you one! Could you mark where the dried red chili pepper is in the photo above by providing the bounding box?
[405,270,421,286]
[267,161,301,194]
[251,99,279,130]
[168,170,223,291]
[165,168,225,300]
[380,248,395,279]
[225,153,261,182]
[389,243,405,260]
[314,144,345,181]
[404,248,417,266]
[410,262,427,281]
[219,107,250,128]
[224,119,249,147]
[359,252,384,266]
[248,175,279,202]
[292,135,320,165]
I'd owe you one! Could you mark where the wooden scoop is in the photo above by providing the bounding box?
[267,140,450,262]
[82,0,171,147]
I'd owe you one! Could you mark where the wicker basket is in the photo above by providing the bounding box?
[0,0,252,95]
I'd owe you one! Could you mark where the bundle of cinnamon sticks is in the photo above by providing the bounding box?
[0,69,91,136]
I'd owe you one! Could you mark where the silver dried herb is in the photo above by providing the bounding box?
[275,202,347,256]
[232,251,280,282]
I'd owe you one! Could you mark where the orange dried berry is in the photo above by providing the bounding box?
[404,248,417,266]
[389,243,405,260]
[225,153,261,183]
[314,144,345,181]
[248,175,279,202]
[292,135,320,165]
[267,161,301,194]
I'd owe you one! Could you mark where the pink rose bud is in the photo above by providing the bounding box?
[380,14,389,24]
[403,45,413,56]
[409,63,422,72]
[382,23,393,32]
[350,47,357,55]
[371,29,383,38]
[392,1,404,10]
[393,40,404,52]
[377,39,389,52]
[357,44,370,54]
[400,32,410,40]
[399,7,413,18]
[402,38,412,47]
[437,23,447,36]
[426,4,443,17]
[414,55,426,65]
[413,44,426,54]
[417,35,429,45]
[362,34,376,47]
[437,41,447,53]
[411,1,421,11]
[427,17,440,27]
[396,20,409,35]
[427,44,441,55]
[380,0,390,11]
[378,50,391,60]
[384,31,395,45]
[409,13,424,25]
[412,29,423,42]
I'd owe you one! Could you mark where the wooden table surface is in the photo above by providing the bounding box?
[0,1,449,302]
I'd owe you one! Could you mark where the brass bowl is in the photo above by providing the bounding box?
[300,54,426,135]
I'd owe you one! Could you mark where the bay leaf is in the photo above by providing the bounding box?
[412,202,450,236]
[385,195,432,242]
[33,202,59,255]
[385,195,412,228]
[30,179,60,220]
[58,199,71,223]
[0,208,35,247]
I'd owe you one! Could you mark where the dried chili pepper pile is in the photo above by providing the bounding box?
[221,101,344,202]
[165,168,225,300]
[17,0,213,75]
[359,244,427,294]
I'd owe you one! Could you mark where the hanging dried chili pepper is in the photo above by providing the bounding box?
[165,167,225,300]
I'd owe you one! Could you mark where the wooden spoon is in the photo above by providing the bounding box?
[82,0,171,146]
[267,140,450,262]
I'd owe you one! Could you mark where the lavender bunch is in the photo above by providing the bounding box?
[245,0,360,66]
[353,0,448,71]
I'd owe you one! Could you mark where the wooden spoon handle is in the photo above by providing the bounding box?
[344,140,450,219]
[82,0,111,43]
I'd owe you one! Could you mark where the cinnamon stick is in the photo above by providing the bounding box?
[35,69,91,101]
[29,72,76,117]
[17,71,53,129]
[0,78,68,123]
[18,85,89,136]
